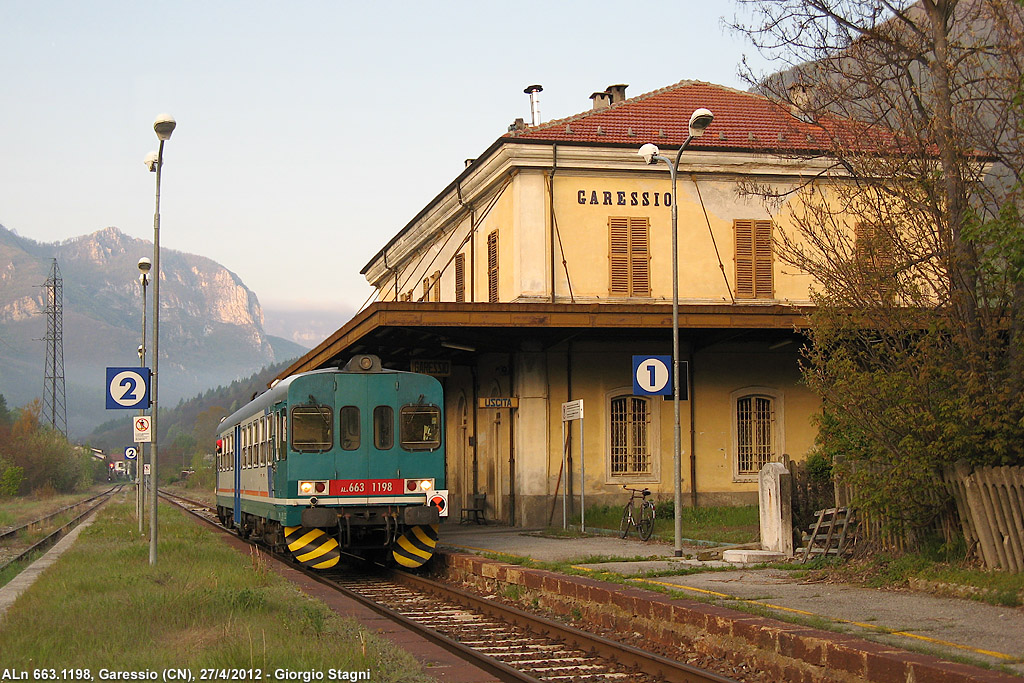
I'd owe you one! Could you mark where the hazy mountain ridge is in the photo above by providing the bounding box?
[0,224,307,438]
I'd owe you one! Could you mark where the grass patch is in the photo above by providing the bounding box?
[0,497,432,680]
[577,503,760,544]
[0,485,110,529]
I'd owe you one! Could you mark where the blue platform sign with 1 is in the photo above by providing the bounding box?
[632,355,672,396]
[106,367,151,409]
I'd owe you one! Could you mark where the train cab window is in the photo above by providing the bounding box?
[374,406,394,450]
[291,405,333,452]
[340,406,360,451]
[400,405,441,451]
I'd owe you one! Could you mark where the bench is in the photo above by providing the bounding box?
[460,493,487,524]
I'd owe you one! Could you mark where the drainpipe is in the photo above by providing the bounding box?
[689,347,697,507]
[471,365,479,495]
[549,144,558,303]
[508,353,516,526]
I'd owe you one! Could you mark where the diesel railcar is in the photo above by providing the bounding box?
[215,354,446,569]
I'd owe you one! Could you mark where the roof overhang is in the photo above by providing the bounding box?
[275,301,813,382]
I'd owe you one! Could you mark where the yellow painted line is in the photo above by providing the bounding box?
[630,577,1020,663]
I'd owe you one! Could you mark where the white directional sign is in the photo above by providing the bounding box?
[124,446,138,460]
[106,367,151,409]
[133,416,152,443]
[561,399,583,422]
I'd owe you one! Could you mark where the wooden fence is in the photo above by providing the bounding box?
[942,462,1024,572]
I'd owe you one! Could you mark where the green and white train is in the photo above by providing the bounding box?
[215,354,446,569]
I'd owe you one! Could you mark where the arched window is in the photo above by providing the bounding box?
[606,391,658,481]
[732,388,783,480]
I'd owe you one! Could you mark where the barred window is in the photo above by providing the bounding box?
[610,396,652,476]
[736,395,775,476]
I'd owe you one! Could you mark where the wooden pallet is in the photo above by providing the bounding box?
[801,507,856,562]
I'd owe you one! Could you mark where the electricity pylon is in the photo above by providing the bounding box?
[42,258,67,436]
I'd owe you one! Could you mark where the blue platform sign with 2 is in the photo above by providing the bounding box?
[106,367,151,409]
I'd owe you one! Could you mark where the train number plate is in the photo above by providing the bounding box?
[330,479,406,495]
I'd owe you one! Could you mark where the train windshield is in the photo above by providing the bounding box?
[400,405,441,451]
[291,405,333,452]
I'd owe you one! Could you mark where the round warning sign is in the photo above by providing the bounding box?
[427,490,449,517]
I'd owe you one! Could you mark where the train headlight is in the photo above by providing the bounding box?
[420,479,433,491]
[299,480,327,495]
[404,478,435,492]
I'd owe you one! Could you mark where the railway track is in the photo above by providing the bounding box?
[160,490,739,683]
[0,485,122,573]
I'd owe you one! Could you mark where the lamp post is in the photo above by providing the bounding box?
[146,113,175,566]
[638,107,713,557]
[136,257,151,535]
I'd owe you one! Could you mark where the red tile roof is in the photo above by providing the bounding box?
[505,80,890,155]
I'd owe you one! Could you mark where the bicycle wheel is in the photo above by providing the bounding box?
[637,501,655,541]
[619,504,632,538]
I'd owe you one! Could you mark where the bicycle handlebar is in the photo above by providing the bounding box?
[622,485,651,497]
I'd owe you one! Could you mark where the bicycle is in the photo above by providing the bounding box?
[619,486,655,540]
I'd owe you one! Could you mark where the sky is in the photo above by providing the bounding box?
[0,1,772,322]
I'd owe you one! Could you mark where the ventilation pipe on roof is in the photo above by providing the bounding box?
[606,84,628,104]
[524,84,543,126]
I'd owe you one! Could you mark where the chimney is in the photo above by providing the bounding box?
[606,84,629,104]
[788,82,815,122]
[590,91,612,110]
[524,84,543,126]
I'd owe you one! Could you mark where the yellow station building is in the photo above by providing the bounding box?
[280,80,860,526]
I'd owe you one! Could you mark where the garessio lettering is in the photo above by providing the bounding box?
[577,189,671,207]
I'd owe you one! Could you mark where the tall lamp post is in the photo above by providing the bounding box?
[638,107,714,557]
[136,257,151,535]
[146,113,176,566]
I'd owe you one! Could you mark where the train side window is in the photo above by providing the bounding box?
[340,406,360,451]
[291,405,333,452]
[400,405,441,451]
[374,406,394,450]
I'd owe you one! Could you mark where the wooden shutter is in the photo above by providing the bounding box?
[431,270,441,302]
[609,217,630,295]
[734,219,774,299]
[629,217,650,296]
[455,253,465,303]
[487,230,499,303]
[609,217,650,296]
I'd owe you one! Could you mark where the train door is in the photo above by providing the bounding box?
[233,423,242,526]
[335,374,369,484]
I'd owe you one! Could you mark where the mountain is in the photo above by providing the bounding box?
[0,225,306,437]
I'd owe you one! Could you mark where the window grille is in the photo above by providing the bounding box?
[736,395,774,475]
[610,396,652,475]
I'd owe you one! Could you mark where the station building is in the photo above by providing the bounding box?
[278,80,857,526]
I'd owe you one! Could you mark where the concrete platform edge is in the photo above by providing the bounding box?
[434,551,1020,683]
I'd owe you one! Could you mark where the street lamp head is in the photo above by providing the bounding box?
[138,344,144,359]
[638,143,660,165]
[153,114,176,141]
[138,257,152,274]
[688,108,714,137]
[143,151,158,172]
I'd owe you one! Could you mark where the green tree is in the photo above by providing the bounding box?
[733,0,1024,537]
